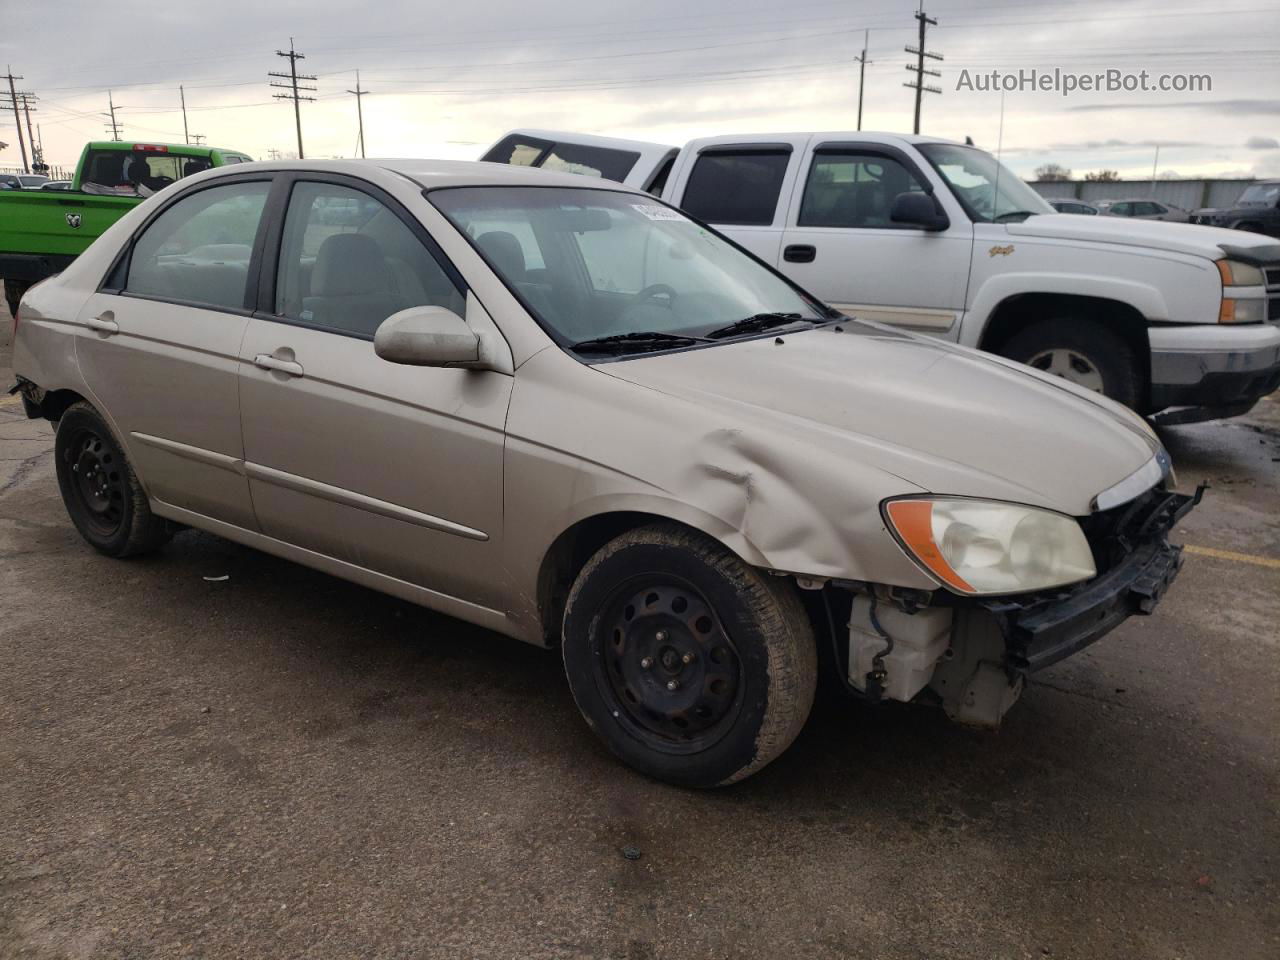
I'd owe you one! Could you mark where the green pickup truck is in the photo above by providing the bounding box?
[1,140,252,316]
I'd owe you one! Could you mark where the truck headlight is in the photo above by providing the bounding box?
[1217,260,1267,324]
[883,498,1096,595]
[1217,259,1264,286]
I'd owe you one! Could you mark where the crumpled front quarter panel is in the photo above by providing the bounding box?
[500,347,934,637]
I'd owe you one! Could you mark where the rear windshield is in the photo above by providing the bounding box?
[481,135,640,183]
[80,148,213,197]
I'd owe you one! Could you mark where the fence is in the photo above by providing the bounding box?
[0,165,75,181]
[1029,179,1257,211]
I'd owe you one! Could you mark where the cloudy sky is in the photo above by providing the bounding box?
[4,0,1278,180]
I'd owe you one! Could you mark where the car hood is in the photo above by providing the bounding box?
[1005,212,1272,258]
[599,323,1160,517]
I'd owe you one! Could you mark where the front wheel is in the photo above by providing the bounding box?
[4,279,26,319]
[1000,317,1141,410]
[562,523,817,787]
[54,402,171,557]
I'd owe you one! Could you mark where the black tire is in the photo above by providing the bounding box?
[1000,317,1141,410]
[562,523,817,787]
[4,279,24,320]
[54,401,171,557]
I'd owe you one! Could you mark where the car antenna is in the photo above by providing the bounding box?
[991,90,1006,219]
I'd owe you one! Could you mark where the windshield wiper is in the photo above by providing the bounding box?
[704,312,815,340]
[569,331,711,355]
[993,210,1039,223]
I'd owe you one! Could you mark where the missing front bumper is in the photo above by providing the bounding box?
[981,487,1200,673]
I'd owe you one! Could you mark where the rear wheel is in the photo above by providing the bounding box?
[561,523,817,787]
[1000,317,1141,409]
[54,402,171,557]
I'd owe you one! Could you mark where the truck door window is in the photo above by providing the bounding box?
[124,181,270,311]
[680,150,790,226]
[798,152,926,228]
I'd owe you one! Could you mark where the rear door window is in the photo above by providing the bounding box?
[680,150,790,226]
[124,181,270,311]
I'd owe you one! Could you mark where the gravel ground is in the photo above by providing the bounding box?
[1,325,1277,960]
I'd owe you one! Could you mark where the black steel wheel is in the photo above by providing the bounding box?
[54,402,171,557]
[597,578,743,753]
[64,428,128,539]
[562,523,817,787]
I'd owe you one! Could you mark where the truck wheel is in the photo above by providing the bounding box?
[1000,318,1141,409]
[4,279,25,319]
[54,402,171,557]
[561,523,817,788]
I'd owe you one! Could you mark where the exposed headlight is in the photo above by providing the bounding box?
[1216,259,1264,286]
[883,498,1096,595]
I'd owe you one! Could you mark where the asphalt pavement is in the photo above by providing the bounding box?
[1,327,1276,959]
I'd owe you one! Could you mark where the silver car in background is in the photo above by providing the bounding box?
[1097,199,1191,222]
[11,159,1196,786]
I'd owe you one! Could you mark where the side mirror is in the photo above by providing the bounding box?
[889,191,950,231]
[374,306,487,368]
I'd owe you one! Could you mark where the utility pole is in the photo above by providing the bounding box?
[269,39,316,160]
[347,70,369,159]
[3,66,29,173]
[904,4,942,135]
[267,148,282,161]
[854,30,871,131]
[191,133,207,146]
[103,91,122,141]
[18,93,40,171]
[1150,145,1160,194]
[180,85,189,144]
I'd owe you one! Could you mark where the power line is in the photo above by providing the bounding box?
[347,70,369,159]
[269,39,316,159]
[904,3,943,134]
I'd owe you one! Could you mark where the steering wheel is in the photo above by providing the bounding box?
[632,283,679,307]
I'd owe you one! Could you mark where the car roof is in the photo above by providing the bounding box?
[200,157,651,191]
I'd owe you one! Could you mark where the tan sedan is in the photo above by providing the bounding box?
[11,160,1196,786]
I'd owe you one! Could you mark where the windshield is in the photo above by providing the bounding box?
[429,187,825,349]
[1238,183,1280,207]
[918,143,1054,223]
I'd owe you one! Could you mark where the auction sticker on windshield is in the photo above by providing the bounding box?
[632,203,685,221]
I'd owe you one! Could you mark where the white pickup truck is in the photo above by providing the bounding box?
[482,129,1280,422]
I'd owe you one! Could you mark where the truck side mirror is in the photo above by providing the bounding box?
[890,192,950,232]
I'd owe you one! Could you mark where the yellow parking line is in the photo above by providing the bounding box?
[1184,544,1280,570]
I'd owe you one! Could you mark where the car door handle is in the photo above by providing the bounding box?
[253,353,305,377]
[783,244,816,263]
[85,314,119,335]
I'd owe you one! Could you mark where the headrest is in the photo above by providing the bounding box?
[312,233,388,297]
[476,231,526,281]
